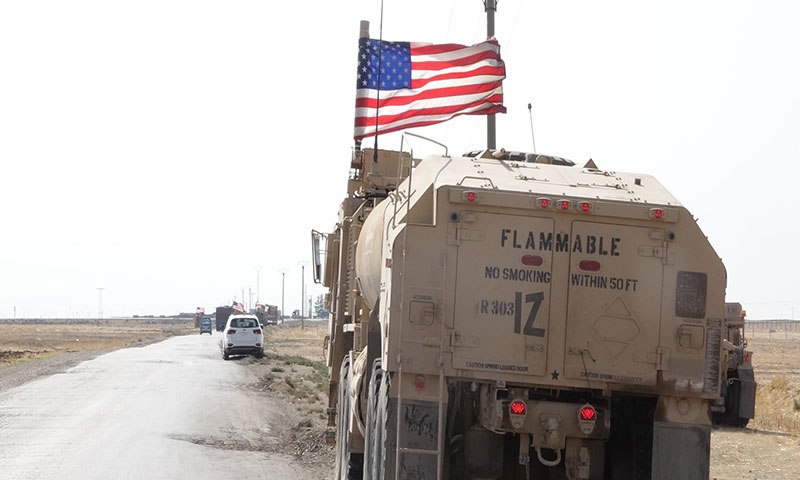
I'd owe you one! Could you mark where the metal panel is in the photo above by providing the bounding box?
[564,221,665,386]
[452,212,554,376]
[651,422,710,480]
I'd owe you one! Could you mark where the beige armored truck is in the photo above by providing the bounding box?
[313,146,733,480]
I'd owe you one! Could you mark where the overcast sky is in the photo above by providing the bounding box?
[1,1,798,320]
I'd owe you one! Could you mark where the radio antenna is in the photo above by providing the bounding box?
[527,102,537,153]
[372,0,385,163]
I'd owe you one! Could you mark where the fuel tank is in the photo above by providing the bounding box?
[354,198,392,311]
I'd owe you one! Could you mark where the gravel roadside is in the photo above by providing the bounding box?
[0,350,107,393]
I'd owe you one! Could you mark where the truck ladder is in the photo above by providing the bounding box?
[394,362,446,479]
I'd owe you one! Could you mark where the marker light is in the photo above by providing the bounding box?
[538,198,550,209]
[467,192,476,202]
[579,260,601,272]
[414,375,426,390]
[510,400,527,415]
[580,202,591,212]
[521,255,543,266]
[649,207,664,219]
[560,200,571,210]
[577,403,598,435]
[580,405,597,421]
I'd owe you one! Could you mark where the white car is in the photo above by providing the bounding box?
[220,314,264,360]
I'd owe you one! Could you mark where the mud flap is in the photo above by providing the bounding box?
[384,398,440,480]
[651,422,710,480]
[736,367,756,419]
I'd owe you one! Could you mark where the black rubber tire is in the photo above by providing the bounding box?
[335,354,363,480]
[255,349,264,359]
[364,360,383,479]
[223,350,230,360]
[375,369,393,480]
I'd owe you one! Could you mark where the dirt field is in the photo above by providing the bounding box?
[710,330,800,480]
[0,319,194,369]
[243,320,335,471]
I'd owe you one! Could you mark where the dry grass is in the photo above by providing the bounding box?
[745,331,800,434]
[250,320,329,423]
[0,320,195,369]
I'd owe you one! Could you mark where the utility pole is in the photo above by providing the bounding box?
[301,264,305,330]
[256,266,261,304]
[485,0,497,149]
[96,287,105,321]
[248,288,253,312]
[280,268,287,324]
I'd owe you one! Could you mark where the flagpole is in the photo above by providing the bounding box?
[485,0,497,150]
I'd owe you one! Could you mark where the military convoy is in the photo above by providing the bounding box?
[312,143,759,480]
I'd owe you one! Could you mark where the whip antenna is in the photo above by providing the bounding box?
[372,0,385,163]
[528,102,537,153]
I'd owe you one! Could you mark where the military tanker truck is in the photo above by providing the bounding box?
[313,146,731,480]
[712,302,756,427]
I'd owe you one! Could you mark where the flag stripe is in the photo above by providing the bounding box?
[412,50,501,71]
[355,89,504,122]
[354,102,506,139]
[355,93,505,128]
[356,82,502,110]
[410,41,500,63]
[409,43,474,55]
[356,74,504,101]
[411,65,505,89]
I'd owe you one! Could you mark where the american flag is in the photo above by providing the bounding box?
[354,37,506,140]
[232,301,244,313]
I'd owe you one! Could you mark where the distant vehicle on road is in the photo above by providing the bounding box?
[215,306,234,332]
[199,317,213,335]
[220,315,263,360]
[255,304,279,326]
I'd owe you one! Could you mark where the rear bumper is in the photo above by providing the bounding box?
[225,346,263,355]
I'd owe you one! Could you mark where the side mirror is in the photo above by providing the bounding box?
[311,230,327,284]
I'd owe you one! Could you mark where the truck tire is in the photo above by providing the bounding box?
[364,360,384,479]
[336,354,363,480]
[375,369,395,480]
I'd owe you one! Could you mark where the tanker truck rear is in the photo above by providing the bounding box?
[313,147,728,480]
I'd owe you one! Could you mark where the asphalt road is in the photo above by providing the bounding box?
[0,333,317,480]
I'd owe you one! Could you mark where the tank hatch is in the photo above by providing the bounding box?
[463,149,576,166]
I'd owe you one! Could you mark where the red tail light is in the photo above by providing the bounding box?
[255,343,262,347]
[580,406,596,421]
[521,255,543,266]
[538,198,550,208]
[510,400,527,415]
[467,192,476,201]
[227,343,233,347]
[253,329,262,335]
[579,260,601,272]
[227,329,236,334]
[560,200,571,210]
[580,202,590,212]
